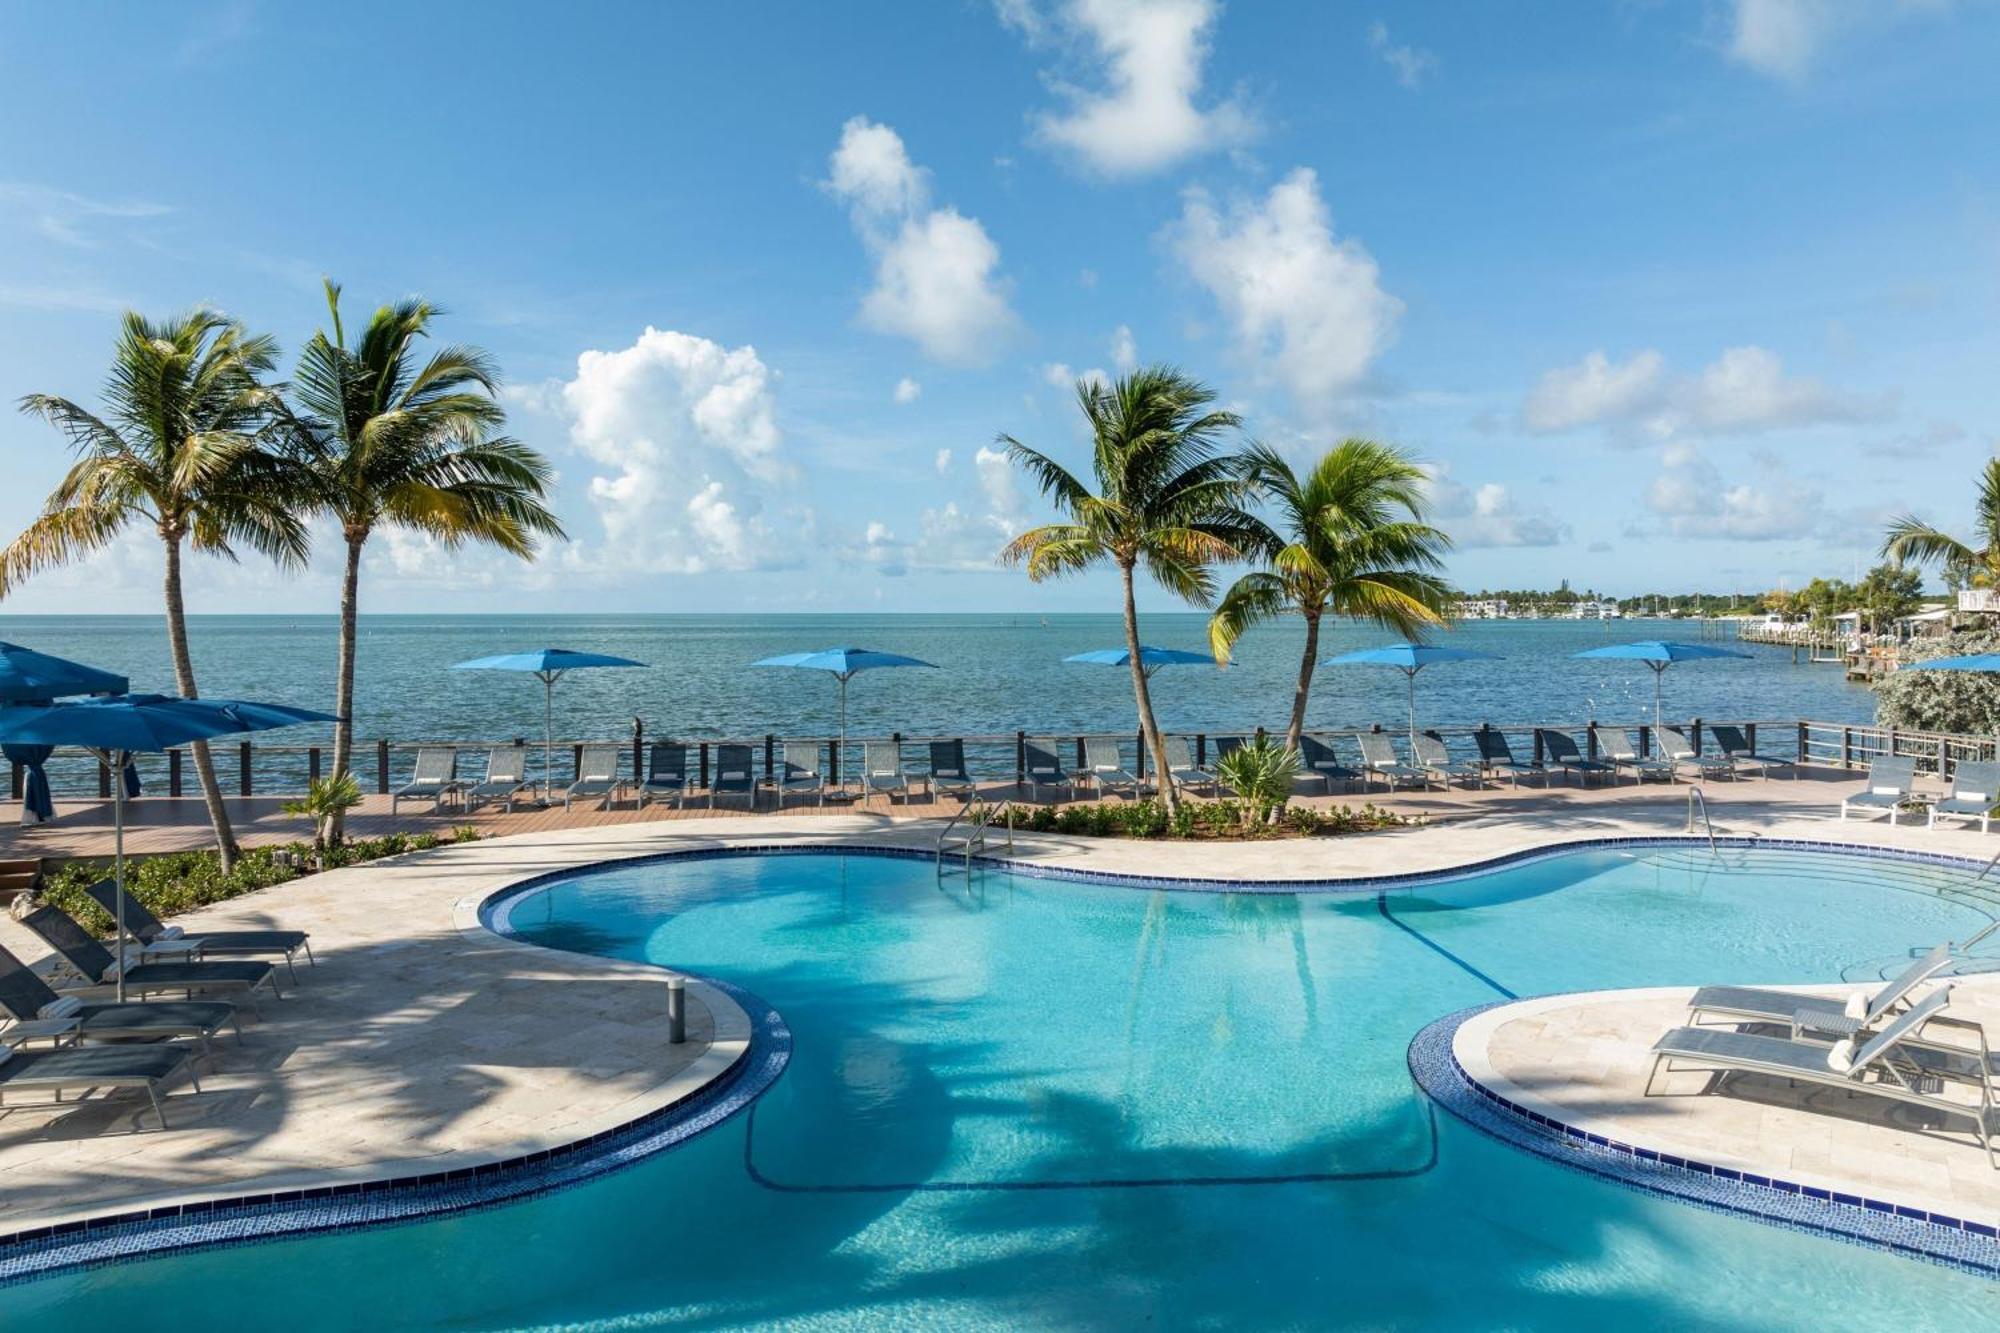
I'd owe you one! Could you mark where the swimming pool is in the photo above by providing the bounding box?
[4,842,1997,1329]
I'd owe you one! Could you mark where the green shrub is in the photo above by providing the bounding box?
[1213,737,1302,829]
[1875,629,2000,734]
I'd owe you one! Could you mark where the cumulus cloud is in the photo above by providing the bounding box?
[894,376,922,404]
[934,447,953,474]
[1043,360,1111,393]
[1522,345,1889,439]
[1367,20,1436,89]
[1171,168,1400,414]
[557,326,795,574]
[1425,465,1569,548]
[861,443,1027,576]
[1642,442,1828,541]
[1723,0,1955,82]
[1110,323,1137,370]
[825,117,1017,364]
[1009,0,1253,176]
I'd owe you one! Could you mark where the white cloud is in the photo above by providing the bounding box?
[1683,345,1884,431]
[1014,0,1254,176]
[934,447,954,475]
[1110,323,1137,370]
[1722,0,1954,82]
[893,376,923,405]
[825,117,1017,364]
[1523,345,1889,438]
[975,444,1028,529]
[1171,168,1401,414]
[1642,442,1828,540]
[1425,465,1568,548]
[0,181,171,248]
[1367,20,1436,89]
[1043,361,1110,392]
[558,326,793,574]
[1522,350,1668,432]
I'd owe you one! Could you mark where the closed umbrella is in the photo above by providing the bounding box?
[0,641,130,826]
[1571,640,1750,735]
[1322,642,1501,748]
[450,649,648,802]
[751,648,936,787]
[0,695,338,1001]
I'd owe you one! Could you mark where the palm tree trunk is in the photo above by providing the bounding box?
[162,534,239,872]
[328,530,364,844]
[1284,611,1321,754]
[1120,560,1177,813]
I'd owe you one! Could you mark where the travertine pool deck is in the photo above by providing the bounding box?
[0,775,1994,1242]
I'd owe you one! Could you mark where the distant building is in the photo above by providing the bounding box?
[1455,598,1510,620]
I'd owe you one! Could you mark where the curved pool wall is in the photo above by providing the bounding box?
[2,833,1996,1322]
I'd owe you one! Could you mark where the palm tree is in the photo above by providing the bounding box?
[1208,440,1454,754]
[4,310,307,870]
[1000,366,1261,812]
[277,282,565,836]
[1881,457,2000,588]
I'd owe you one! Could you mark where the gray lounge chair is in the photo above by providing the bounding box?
[81,879,312,981]
[862,742,910,805]
[0,1041,202,1129]
[1299,733,1360,794]
[1708,723,1795,780]
[0,940,238,1055]
[463,746,533,812]
[638,742,690,809]
[1161,735,1217,794]
[1538,730,1613,786]
[1841,757,1917,824]
[392,746,461,814]
[1473,729,1541,786]
[1211,735,1248,764]
[1688,941,1955,1033]
[1595,727,1674,784]
[926,740,977,802]
[1661,726,1733,782]
[769,741,829,808]
[1647,989,1997,1168]
[1023,738,1074,803]
[565,744,625,811]
[1413,732,1485,788]
[711,744,757,810]
[1082,737,1141,798]
[1357,731,1431,791]
[1930,761,2000,834]
[22,905,279,1011]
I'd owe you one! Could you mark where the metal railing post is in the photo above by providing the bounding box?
[170,748,183,797]
[377,740,390,794]
[98,758,110,798]
[309,747,321,784]
[633,719,646,789]
[1015,731,1026,787]
[699,742,712,789]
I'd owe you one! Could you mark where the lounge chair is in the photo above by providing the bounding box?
[392,746,461,815]
[0,940,238,1055]
[711,744,757,810]
[926,740,977,802]
[1022,738,1074,803]
[769,741,829,808]
[1357,731,1431,791]
[1661,726,1734,783]
[1708,723,1795,780]
[1688,941,1955,1033]
[1473,729,1541,787]
[1538,730,1614,787]
[1841,757,1917,824]
[1595,727,1674,784]
[564,744,625,811]
[1082,737,1141,798]
[1413,732,1485,788]
[21,905,279,1011]
[1299,734,1360,794]
[863,742,910,805]
[1211,735,1248,764]
[462,746,534,812]
[81,879,312,981]
[1646,989,1998,1168]
[638,742,690,809]
[1161,735,1218,794]
[0,1041,202,1129]
[1930,761,2000,834]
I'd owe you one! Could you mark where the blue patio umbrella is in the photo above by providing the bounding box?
[1,641,131,826]
[1063,645,1218,679]
[1905,654,2000,673]
[1323,642,1502,747]
[451,649,649,802]
[1571,640,1750,734]
[0,695,338,1001]
[751,648,937,786]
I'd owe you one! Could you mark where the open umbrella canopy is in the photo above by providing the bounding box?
[0,694,338,751]
[1323,642,1501,745]
[1905,654,2000,673]
[1572,640,1750,733]
[0,641,128,704]
[750,647,937,679]
[450,648,648,675]
[1064,645,1217,670]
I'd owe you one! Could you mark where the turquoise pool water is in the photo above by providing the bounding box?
[5,844,1998,1329]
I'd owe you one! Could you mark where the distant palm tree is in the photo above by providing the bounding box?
[4,310,307,869]
[1000,366,1261,811]
[1209,440,1454,753]
[1881,457,2000,588]
[276,281,564,836]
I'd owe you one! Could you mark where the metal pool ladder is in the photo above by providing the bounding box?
[1685,786,1717,851]
[937,797,1014,875]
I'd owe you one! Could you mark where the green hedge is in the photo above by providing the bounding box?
[1011,798,1411,841]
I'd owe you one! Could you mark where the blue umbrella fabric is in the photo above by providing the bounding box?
[0,640,129,704]
[451,649,649,801]
[1064,645,1218,677]
[0,695,338,1001]
[751,648,937,785]
[1905,654,2000,673]
[1571,640,1750,733]
[1323,642,1502,746]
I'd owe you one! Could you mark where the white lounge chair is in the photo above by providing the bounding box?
[1708,723,1794,779]
[1358,731,1431,791]
[1841,757,1917,824]
[392,746,461,814]
[565,744,625,811]
[1022,738,1074,803]
[863,742,909,805]
[639,742,689,809]
[1930,761,2000,834]
[1661,726,1733,782]
[1596,728,1674,784]
[1161,735,1217,794]
[1413,732,1484,788]
[1687,942,1955,1032]
[462,746,533,811]
[1082,737,1141,798]
[771,741,830,807]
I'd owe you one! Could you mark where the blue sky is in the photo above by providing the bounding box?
[0,0,1995,615]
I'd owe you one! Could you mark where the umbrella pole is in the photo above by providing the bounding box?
[1654,665,1665,739]
[838,674,849,790]
[1407,669,1419,750]
[542,672,556,805]
[106,747,128,1005]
